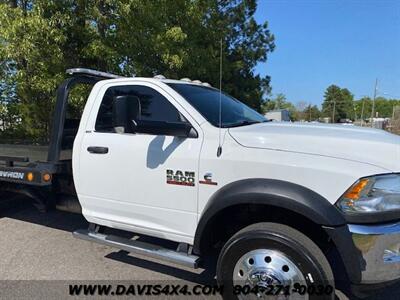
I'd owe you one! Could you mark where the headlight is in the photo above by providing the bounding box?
[336,174,400,214]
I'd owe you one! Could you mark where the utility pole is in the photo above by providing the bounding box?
[371,78,378,120]
[360,98,365,127]
[353,104,357,122]
[332,100,336,123]
[390,105,398,133]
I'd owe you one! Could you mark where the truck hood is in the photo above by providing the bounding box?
[229,122,400,171]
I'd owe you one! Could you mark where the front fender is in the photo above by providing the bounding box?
[194,178,346,254]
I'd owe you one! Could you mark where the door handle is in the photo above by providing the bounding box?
[87,146,109,154]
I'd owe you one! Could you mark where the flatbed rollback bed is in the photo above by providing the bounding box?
[0,68,122,212]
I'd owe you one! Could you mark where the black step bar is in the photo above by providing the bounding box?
[73,229,200,269]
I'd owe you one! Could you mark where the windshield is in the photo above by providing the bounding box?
[167,83,267,128]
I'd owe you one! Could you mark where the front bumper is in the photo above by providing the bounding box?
[349,221,400,284]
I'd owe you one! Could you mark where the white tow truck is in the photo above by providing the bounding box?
[0,68,399,299]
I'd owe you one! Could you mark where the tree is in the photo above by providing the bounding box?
[263,93,298,121]
[113,0,275,111]
[295,101,308,120]
[354,97,400,120]
[391,105,400,134]
[374,97,400,118]
[0,102,5,130]
[322,85,354,122]
[303,104,321,121]
[0,60,20,134]
[264,93,287,111]
[0,0,275,140]
[354,97,372,122]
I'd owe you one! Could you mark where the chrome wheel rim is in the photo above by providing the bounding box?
[233,249,309,300]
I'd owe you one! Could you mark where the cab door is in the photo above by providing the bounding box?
[74,82,203,243]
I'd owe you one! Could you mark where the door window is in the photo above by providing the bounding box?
[95,85,187,134]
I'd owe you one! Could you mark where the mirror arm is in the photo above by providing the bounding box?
[187,127,198,138]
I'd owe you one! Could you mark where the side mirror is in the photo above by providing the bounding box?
[165,122,198,138]
[136,120,198,138]
[113,95,141,133]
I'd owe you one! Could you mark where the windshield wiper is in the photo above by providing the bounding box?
[224,120,264,128]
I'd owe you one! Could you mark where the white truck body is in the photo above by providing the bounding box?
[3,69,399,298]
[72,77,400,245]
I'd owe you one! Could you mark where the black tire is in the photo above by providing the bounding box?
[217,222,335,300]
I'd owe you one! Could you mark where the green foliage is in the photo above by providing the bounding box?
[302,104,321,121]
[261,88,399,124]
[263,93,286,111]
[322,85,354,122]
[113,0,275,111]
[0,0,275,141]
[263,93,298,121]
[354,97,400,119]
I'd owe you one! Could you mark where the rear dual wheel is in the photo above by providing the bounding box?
[217,223,335,300]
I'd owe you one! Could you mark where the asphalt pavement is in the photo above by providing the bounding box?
[0,194,399,299]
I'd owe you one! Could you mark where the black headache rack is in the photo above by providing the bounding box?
[0,68,124,188]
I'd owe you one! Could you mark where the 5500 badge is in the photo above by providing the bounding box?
[166,170,195,187]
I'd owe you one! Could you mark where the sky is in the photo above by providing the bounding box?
[254,0,400,106]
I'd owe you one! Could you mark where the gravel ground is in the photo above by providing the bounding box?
[0,195,399,299]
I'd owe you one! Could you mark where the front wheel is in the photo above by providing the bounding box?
[217,222,335,300]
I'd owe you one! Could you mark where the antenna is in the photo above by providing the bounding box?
[217,39,223,157]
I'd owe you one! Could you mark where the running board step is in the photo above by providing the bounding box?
[73,229,200,269]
